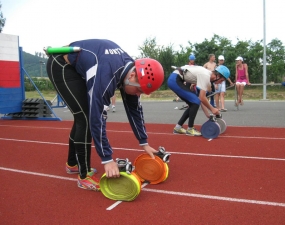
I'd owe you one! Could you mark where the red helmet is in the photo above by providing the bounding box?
[135,58,164,95]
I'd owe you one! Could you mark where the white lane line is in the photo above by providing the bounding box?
[167,151,285,161]
[113,147,285,161]
[1,137,285,162]
[1,167,284,208]
[0,167,76,181]
[0,124,70,130]
[143,188,285,208]
[1,125,285,140]
[106,183,149,210]
[106,201,123,210]
[0,137,68,146]
[219,135,285,140]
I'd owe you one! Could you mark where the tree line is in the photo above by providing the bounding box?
[1,1,284,91]
[21,35,285,92]
[0,1,5,33]
[23,51,48,77]
[138,35,285,90]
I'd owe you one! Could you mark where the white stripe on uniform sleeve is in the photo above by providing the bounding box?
[86,65,97,81]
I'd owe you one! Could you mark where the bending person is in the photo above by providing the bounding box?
[168,65,230,136]
[46,39,164,191]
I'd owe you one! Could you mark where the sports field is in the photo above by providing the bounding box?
[1,99,285,224]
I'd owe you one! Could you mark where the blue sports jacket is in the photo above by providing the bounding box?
[67,39,148,163]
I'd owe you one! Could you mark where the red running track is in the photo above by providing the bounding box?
[0,120,285,225]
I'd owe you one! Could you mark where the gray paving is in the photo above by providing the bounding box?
[48,100,285,128]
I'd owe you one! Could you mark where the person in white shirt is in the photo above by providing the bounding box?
[168,65,230,136]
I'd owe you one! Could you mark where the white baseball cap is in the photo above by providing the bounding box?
[218,55,225,60]
[235,56,243,61]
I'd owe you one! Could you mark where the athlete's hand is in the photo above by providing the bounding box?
[104,161,120,178]
[142,145,158,159]
[211,107,220,115]
[190,84,196,91]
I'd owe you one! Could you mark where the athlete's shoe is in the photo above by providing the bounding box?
[173,127,186,134]
[77,172,100,191]
[186,127,201,136]
[66,163,97,174]
[112,106,116,112]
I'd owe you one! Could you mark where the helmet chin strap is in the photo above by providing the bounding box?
[124,66,141,87]
[212,73,225,83]
[212,77,222,83]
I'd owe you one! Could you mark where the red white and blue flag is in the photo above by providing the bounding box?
[0,33,21,88]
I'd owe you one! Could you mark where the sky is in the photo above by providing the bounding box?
[1,0,284,57]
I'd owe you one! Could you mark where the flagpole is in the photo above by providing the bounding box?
[262,0,267,100]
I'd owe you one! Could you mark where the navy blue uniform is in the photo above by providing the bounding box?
[66,39,148,163]
[47,39,149,179]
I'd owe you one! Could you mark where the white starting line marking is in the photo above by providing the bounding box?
[106,183,149,210]
[106,200,122,210]
[1,167,285,209]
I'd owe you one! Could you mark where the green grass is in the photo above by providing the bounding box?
[222,86,285,100]
[148,86,285,101]
[25,91,58,101]
[25,85,285,101]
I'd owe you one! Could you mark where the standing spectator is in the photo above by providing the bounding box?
[106,95,116,112]
[189,54,196,65]
[203,54,216,107]
[203,54,216,71]
[111,95,116,112]
[215,55,234,111]
[235,56,251,105]
[186,54,197,92]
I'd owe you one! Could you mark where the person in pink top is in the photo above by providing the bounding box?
[235,56,251,105]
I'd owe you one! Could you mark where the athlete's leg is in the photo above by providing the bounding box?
[215,93,220,110]
[46,55,92,179]
[168,73,200,128]
[220,92,225,109]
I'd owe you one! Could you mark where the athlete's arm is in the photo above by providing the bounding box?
[199,89,219,115]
